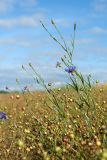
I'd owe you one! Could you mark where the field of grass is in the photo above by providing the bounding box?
[0,84,107,160]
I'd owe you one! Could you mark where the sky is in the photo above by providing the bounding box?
[0,0,107,90]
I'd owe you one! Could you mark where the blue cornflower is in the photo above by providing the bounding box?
[5,86,9,90]
[65,66,76,75]
[0,112,7,120]
[24,85,28,91]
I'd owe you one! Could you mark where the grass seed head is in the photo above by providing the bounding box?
[17,139,24,148]
[16,95,20,99]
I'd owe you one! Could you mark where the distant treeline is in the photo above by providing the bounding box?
[0,90,20,94]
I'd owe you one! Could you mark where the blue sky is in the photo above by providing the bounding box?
[0,0,107,90]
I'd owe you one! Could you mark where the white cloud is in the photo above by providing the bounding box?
[92,47,107,54]
[76,38,95,45]
[0,0,14,13]
[89,27,107,34]
[0,36,48,48]
[0,38,16,45]
[92,0,107,12]
[0,13,44,28]
[54,18,71,27]
[18,0,37,7]
[0,0,37,13]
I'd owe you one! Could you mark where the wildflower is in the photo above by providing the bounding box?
[65,66,76,75]
[5,86,9,90]
[0,112,7,120]
[24,85,28,91]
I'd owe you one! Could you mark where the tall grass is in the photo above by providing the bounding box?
[0,20,107,160]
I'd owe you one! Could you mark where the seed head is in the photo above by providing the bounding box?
[74,23,76,31]
[51,19,55,25]
[96,140,101,146]
[55,146,61,152]
[16,95,20,99]
[17,139,24,147]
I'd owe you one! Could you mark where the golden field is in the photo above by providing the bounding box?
[0,84,107,160]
